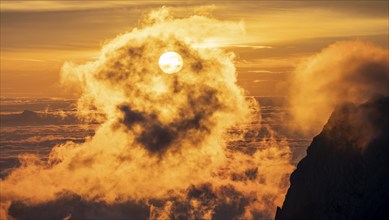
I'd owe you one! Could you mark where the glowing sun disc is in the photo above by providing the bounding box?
[159,51,183,74]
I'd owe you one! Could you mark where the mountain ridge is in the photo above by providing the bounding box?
[276,96,389,220]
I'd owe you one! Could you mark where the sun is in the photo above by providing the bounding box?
[158,51,183,74]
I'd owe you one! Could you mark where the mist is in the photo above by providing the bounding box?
[288,40,389,134]
[1,8,293,219]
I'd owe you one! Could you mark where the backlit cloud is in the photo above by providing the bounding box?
[288,40,389,134]
[1,8,293,219]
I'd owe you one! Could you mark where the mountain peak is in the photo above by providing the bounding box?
[276,96,389,220]
[20,110,39,118]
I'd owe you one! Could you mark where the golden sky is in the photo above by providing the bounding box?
[1,0,388,97]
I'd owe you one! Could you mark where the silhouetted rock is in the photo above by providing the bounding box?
[276,96,389,220]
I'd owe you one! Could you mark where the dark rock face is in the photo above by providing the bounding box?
[276,96,389,220]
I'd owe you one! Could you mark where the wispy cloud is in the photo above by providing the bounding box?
[0,1,148,12]
[247,70,284,74]
[227,44,272,49]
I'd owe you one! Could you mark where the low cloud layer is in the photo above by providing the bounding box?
[1,8,293,219]
[288,40,389,134]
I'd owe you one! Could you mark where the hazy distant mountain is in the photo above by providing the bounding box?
[0,110,81,126]
[0,97,75,113]
[276,96,389,220]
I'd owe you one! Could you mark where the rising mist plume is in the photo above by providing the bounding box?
[1,8,293,219]
[289,41,389,134]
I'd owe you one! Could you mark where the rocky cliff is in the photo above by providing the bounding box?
[276,96,389,220]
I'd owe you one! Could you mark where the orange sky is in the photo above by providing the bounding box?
[1,0,388,97]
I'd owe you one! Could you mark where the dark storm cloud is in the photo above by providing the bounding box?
[8,194,149,220]
[118,85,223,154]
[148,183,251,220]
[8,183,250,220]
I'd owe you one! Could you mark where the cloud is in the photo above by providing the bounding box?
[288,40,389,135]
[0,1,151,12]
[1,7,293,219]
[8,194,149,220]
